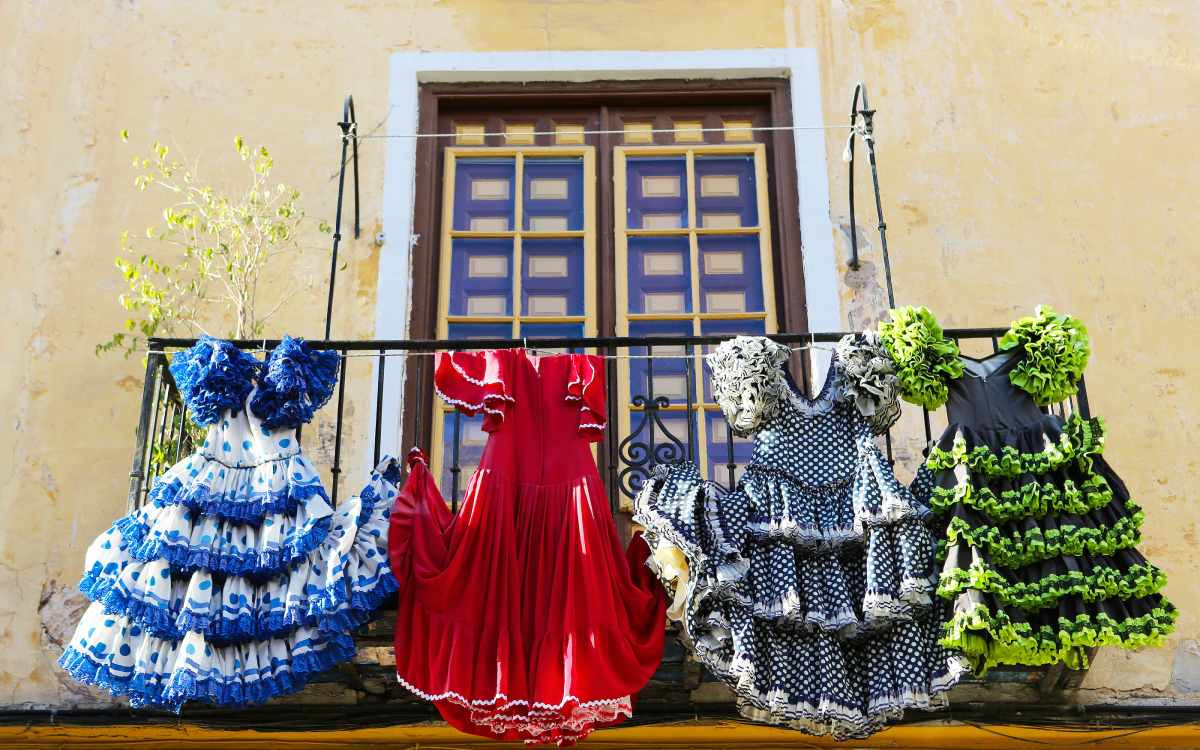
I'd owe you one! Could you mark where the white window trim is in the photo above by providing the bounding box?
[374,48,838,460]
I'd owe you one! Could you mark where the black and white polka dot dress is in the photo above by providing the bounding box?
[635,335,967,739]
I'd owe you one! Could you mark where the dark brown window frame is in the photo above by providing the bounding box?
[401,78,806,453]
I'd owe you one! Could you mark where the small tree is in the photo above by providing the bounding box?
[99,132,329,357]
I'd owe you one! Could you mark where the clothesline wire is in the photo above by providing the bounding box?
[353,123,855,140]
[143,343,837,360]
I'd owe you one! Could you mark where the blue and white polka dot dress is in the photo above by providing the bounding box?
[59,336,399,709]
[635,335,968,739]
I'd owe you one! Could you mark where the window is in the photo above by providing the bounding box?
[405,80,805,504]
[431,147,597,491]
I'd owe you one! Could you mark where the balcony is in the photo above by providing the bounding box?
[121,328,1096,720]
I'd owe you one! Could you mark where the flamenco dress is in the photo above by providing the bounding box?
[879,306,1176,673]
[58,336,398,708]
[634,335,967,740]
[387,349,666,745]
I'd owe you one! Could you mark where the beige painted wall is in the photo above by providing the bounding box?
[1,0,1196,708]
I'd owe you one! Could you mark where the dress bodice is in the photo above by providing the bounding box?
[944,351,1047,433]
[434,349,607,487]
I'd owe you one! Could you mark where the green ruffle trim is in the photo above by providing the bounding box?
[929,471,1113,523]
[941,505,1144,568]
[998,306,1090,407]
[878,305,963,410]
[926,415,1105,478]
[941,600,1177,673]
[938,561,1168,611]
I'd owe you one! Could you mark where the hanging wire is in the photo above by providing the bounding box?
[144,343,837,361]
[354,123,854,140]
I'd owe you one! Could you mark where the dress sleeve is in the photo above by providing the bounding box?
[566,354,607,442]
[877,305,964,410]
[169,336,262,426]
[834,331,902,434]
[249,336,341,430]
[704,336,790,437]
[433,350,514,432]
[998,306,1090,406]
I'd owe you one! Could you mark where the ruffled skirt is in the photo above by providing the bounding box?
[922,414,1176,672]
[635,456,966,740]
[58,452,398,708]
[388,450,665,746]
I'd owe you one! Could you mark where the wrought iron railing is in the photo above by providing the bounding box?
[130,329,1094,694]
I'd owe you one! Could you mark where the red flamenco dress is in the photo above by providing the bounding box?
[388,349,666,744]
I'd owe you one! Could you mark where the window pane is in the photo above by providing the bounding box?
[627,236,692,315]
[694,155,757,228]
[447,238,513,317]
[523,157,584,231]
[453,158,515,231]
[698,234,764,313]
[628,319,693,405]
[447,321,512,341]
[518,321,585,353]
[522,237,584,317]
[626,157,688,230]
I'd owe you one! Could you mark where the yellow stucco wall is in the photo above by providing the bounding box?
[1,0,1197,712]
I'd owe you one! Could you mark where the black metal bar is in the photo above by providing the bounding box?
[847,82,896,308]
[605,347,619,515]
[725,417,736,490]
[413,358,425,451]
[329,351,348,506]
[684,351,696,464]
[149,328,1018,353]
[170,392,185,463]
[373,349,385,465]
[128,353,164,509]
[324,95,359,340]
[450,411,462,514]
[645,344,657,468]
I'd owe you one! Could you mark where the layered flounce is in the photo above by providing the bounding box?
[59,455,399,709]
[148,452,327,522]
[923,414,1174,672]
[877,305,964,410]
[998,306,1090,407]
[634,456,964,740]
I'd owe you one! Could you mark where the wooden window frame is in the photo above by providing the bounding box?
[402,79,805,461]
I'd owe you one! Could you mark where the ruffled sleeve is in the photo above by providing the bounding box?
[433,350,513,432]
[169,336,262,426]
[877,305,964,410]
[704,336,790,437]
[249,336,341,430]
[834,331,902,434]
[566,354,607,441]
[999,306,1090,406]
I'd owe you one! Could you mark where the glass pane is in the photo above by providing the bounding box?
[697,234,764,314]
[523,157,584,231]
[628,319,693,406]
[522,238,584,317]
[626,157,687,230]
[627,236,692,315]
[517,321,585,353]
[705,409,754,488]
[700,318,767,403]
[452,158,515,231]
[694,155,757,228]
[447,238,513,317]
[447,321,512,341]
[440,411,487,501]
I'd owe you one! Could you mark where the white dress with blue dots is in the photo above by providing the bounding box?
[634,335,969,739]
[58,336,399,709]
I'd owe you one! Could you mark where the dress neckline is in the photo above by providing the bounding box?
[782,354,840,414]
[958,349,1019,379]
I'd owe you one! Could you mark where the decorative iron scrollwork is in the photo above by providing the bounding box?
[616,394,689,500]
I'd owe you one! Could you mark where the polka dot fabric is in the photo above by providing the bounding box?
[635,336,968,739]
[58,338,399,710]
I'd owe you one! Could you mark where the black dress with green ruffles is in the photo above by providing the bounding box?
[880,306,1176,673]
